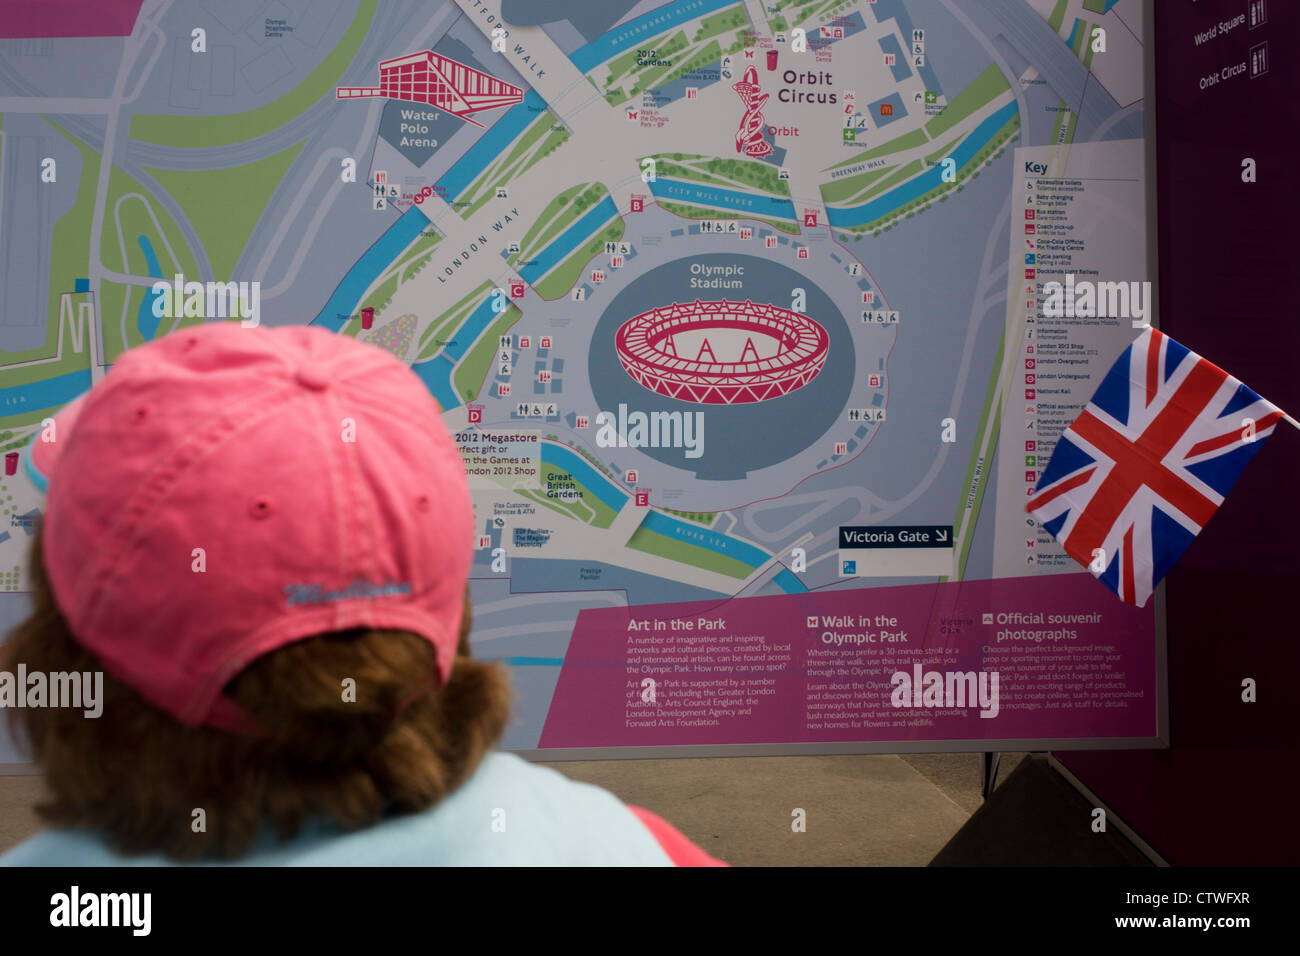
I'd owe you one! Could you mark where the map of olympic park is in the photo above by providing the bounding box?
[0,0,1158,756]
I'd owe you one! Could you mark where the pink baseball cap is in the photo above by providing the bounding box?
[26,323,476,734]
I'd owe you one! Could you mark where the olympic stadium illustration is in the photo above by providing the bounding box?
[614,299,829,405]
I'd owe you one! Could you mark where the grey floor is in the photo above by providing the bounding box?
[0,752,1026,865]
[543,752,1027,866]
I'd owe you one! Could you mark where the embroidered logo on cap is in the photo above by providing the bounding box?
[284,579,412,606]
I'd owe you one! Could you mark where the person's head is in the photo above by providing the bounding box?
[1,324,509,859]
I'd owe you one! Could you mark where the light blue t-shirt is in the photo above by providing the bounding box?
[0,752,672,866]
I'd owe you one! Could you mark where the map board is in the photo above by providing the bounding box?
[0,0,1165,761]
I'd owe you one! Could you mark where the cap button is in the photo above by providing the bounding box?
[296,363,331,390]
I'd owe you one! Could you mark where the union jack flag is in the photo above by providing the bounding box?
[1027,328,1284,607]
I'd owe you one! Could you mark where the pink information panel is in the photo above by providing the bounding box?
[540,575,1159,750]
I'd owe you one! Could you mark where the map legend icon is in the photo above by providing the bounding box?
[1250,42,1268,78]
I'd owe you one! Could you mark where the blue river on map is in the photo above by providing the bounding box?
[444,297,503,363]
[137,234,164,341]
[0,367,92,415]
[827,100,1019,227]
[412,355,461,411]
[640,510,770,566]
[138,235,163,277]
[646,179,797,221]
[567,0,739,74]
[410,292,512,410]
[311,205,432,331]
[532,444,804,592]
[436,89,547,200]
[540,442,627,510]
[773,569,806,593]
[639,512,807,592]
[518,195,619,285]
[641,510,809,592]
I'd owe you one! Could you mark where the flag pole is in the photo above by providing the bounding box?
[1263,395,1300,431]
[1264,401,1300,431]
[1242,382,1299,430]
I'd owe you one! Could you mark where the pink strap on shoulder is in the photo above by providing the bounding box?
[627,805,729,867]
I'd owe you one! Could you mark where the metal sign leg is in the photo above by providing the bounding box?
[980,752,1002,801]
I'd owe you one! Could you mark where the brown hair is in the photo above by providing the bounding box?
[1,526,511,860]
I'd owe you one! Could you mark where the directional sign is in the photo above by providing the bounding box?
[839,525,954,548]
[838,525,955,577]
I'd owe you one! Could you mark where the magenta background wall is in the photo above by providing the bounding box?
[0,0,145,38]
[1056,0,1300,866]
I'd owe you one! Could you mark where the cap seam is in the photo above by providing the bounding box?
[285,353,405,406]
[256,326,319,371]
[337,383,442,435]
[342,371,438,413]
[328,387,380,584]
[307,383,351,588]
[329,352,409,388]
